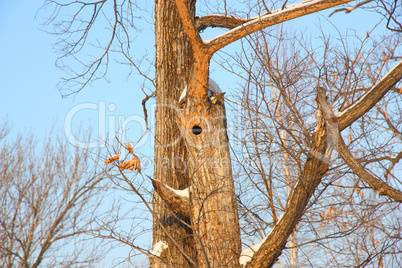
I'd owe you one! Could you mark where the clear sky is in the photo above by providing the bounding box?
[0,0,154,155]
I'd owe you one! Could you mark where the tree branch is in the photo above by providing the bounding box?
[319,88,402,202]
[204,0,355,55]
[328,0,373,16]
[245,87,336,267]
[174,0,204,53]
[195,15,249,32]
[150,178,190,218]
[142,91,155,130]
[337,59,402,131]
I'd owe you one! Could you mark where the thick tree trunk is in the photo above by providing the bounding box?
[180,62,242,267]
[153,1,241,266]
[152,0,196,267]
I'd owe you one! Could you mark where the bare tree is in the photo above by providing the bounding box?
[225,24,402,267]
[39,0,402,267]
[0,124,113,267]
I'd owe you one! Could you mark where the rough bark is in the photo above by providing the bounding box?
[174,0,242,265]
[180,76,242,267]
[154,0,369,267]
[152,0,196,267]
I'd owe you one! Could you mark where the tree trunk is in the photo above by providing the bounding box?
[180,60,242,267]
[153,1,242,266]
[152,0,196,267]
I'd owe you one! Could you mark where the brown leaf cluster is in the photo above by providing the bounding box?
[103,142,141,173]
[105,153,121,165]
[118,155,141,173]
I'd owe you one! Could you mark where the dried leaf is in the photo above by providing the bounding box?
[105,153,121,165]
[358,53,362,60]
[126,142,134,154]
[376,239,379,245]
[348,134,352,144]
[118,155,141,173]
[327,207,332,217]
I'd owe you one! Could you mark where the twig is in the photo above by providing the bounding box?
[329,0,373,17]
[142,91,155,130]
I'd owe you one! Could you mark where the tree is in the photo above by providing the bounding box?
[0,124,113,267]
[228,25,402,267]
[39,0,402,267]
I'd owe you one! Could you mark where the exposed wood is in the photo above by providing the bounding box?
[318,88,402,202]
[211,92,225,105]
[151,179,191,218]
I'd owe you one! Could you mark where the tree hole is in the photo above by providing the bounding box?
[192,125,202,135]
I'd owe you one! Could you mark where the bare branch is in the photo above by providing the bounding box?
[245,87,336,267]
[329,0,373,16]
[337,59,402,131]
[205,0,355,55]
[195,15,248,32]
[318,87,402,202]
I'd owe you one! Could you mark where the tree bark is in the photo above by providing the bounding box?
[180,64,242,266]
[152,0,196,267]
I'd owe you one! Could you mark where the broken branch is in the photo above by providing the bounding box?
[142,91,155,130]
[318,87,402,202]
[149,177,190,218]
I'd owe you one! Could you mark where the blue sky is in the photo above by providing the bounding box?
[0,0,153,155]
